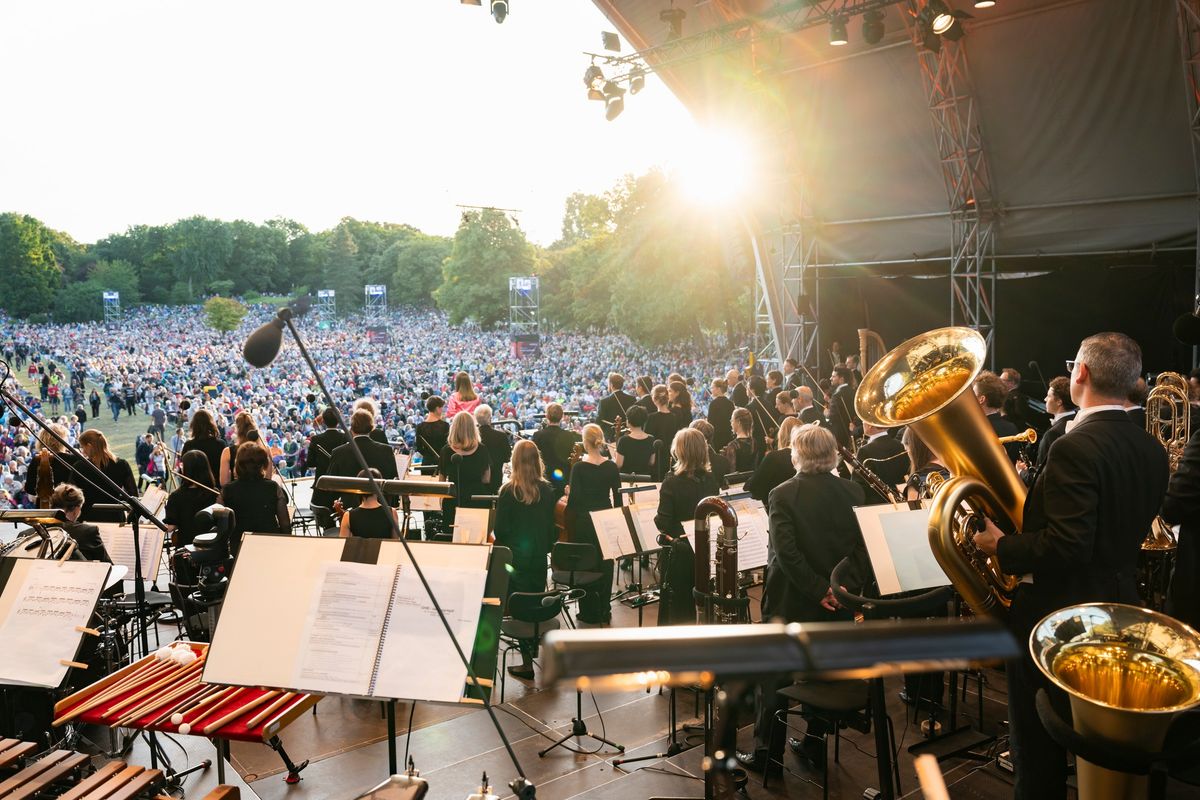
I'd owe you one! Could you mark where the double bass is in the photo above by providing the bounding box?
[554,442,585,542]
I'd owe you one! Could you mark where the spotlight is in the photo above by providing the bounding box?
[603,81,625,121]
[829,16,848,46]
[660,3,686,41]
[974,0,995,6]
[601,31,621,52]
[490,0,507,23]
[862,10,885,45]
[584,64,606,101]
[629,66,646,95]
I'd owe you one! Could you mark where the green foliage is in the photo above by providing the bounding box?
[436,210,535,327]
[379,233,451,305]
[203,296,248,333]
[0,213,65,317]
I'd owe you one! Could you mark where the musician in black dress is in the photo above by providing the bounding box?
[220,441,290,556]
[438,411,491,528]
[614,405,657,477]
[655,428,721,625]
[745,417,801,513]
[415,396,450,467]
[181,409,227,487]
[668,380,693,430]
[52,483,111,562]
[707,378,735,451]
[690,419,730,489]
[23,424,78,508]
[644,385,681,467]
[494,440,558,679]
[721,407,760,473]
[165,450,220,547]
[76,429,138,523]
[565,424,620,625]
[339,468,398,539]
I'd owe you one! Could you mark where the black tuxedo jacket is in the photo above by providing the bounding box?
[1126,406,1146,430]
[799,405,824,427]
[707,395,735,450]
[1035,412,1075,467]
[308,429,349,478]
[1163,426,1200,628]
[635,395,656,416]
[63,521,111,563]
[317,435,398,507]
[731,381,749,409]
[479,424,512,493]
[764,472,867,623]
[532,425,581,490]
[597,391,637,437]
[828,384,856,449]
[854,434,908,505]
[986,412,1021,464]
[996,410,1168,614]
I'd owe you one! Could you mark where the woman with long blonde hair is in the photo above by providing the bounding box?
[437,410,491,528]
[494,440,557,679]
[446,371,481,417]
[77,429,138,522]
[565,423,620,625]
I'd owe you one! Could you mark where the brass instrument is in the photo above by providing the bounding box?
[693,496,741,624]
[855,327,1025,618]
[1138,371,1191,609]
[838,445,906,505]
[997,428,1037,447]
[1031,603,1200,800]
[857,328,887,373]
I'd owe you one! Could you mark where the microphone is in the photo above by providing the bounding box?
[1173,311,1200,346]
[243,312,289,368]
[1027,360,1048,391]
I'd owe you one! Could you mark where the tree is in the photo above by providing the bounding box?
[203,296,247,333]
[323,224,361,315]
[0,213,64,317]
[435,210,535,327]
[554,191,613,249]
[379,233,451,305]
[167,216,234,300]
[90,259,141,304]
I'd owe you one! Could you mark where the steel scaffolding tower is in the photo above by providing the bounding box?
[102,291,120,325]
[1178,0,1200,366]
[316,289,336,317]
[509,276,540,334]
[364,284,387,322]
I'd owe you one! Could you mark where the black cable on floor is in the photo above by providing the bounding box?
[402,701,417,771]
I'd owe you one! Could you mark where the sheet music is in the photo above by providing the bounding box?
[589,507,637,560]
[0,560,110,687]
[97,523,165,582]
[288,477,314,512]
[294,561,395,696]
[406,474,443,512]
[452,507,490,545]
[394,453,410,480]
[855,504,949,595]
[140,484,168,517]
[683,512,769,572]
[628,483,659,508]
[626,503,663,553]
[372,565,488,703]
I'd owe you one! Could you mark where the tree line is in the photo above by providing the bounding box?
[0,169,753,345]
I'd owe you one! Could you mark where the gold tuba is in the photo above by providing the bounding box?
[1138,372,1191,609]
[1031,603,1200,800]
[855,327,1025,617]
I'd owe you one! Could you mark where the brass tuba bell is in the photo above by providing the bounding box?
[1032,603,1200,800]
[855,327,1026,617]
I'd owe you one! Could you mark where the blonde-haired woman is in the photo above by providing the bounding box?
[744,416,802,514]
[654,428,721,625]
[220,410,258,485]
[494,440,557,679]
[446,371,481,418]
[24,423,76,508]
[437,410,491,528]
[565,423,620,625]
[77,429,138,522]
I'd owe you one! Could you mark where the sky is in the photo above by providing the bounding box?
[0,1,701,247]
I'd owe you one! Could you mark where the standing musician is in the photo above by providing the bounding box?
[826,366,857,451]
[475,404,512,494]
[415,396,450,467]
[782,357,803,391]
[973,371,1021,464]
[437,411,492,528]
[792,385,824,428]
[633,376,656,416]
[722,407,760,473]
[180,409,227,488]
[668,380,694,431]
[903,428,949,502]
[744,416,801,514]
[972,333,1168,800]
[596,372,636,440]
[654,428,720,626]
[707,378,735,450]
[76,430,138,523]
[24,424,77,508]
[326,410,399,508]
[307,407,348,522]
[690,419,730,489]
[746,375,778,452]
[730,367,750,409]
[338,468,398,539]
[613,405,657,477]
[1020,376,1076,486]
[852,422,908,506]
[644,385,681,465]
[532,402,581,497]
[565,424,620,625]
[353,397,389,445]
[1164,419,1200,629]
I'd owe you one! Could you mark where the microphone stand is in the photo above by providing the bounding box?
[0,365,174,771]
[246,310,534,799]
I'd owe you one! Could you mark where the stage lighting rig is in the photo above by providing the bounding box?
[829,16,848,46]
[862,9,885,45]
[583,63,606,101]
[603,81,626,121]
[660,2,686,41]
[629,66,645,95]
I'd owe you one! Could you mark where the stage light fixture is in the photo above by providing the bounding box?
[490,0,507,23]
[584,64,606,101]
[862,10,885,45]
[974,0,995,7]
[660,3,686,41]
[601,31,621,52]
[829,16,848,46]
[629,66,646,95]
[603,81,626,121]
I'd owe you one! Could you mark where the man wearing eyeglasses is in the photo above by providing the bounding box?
[972,333,1168,800]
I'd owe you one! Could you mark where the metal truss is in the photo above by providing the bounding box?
[753,215,820,374]
[1178,0,1200,366]
[315,289,336,318]
[508,276,540,335]
[102,291,121,325]
[905,2,997,361]
[364,285,387,322]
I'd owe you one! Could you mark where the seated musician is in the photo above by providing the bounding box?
[165,450,219,547]
[654,429,720,626]
[565,424,620,625]
[338,468,398,539]
[52,482,111,562]
[613,405,656,477]
[219,441,290,556]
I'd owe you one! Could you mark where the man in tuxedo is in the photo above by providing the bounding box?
[782,358,803,391]
[827,366,857,450]
[1022,376,1076,486]
[728,368,749,409]
[1124,376,1148,429]
[765,369,784,409]
[475,404,512,494]
[707,378,735,451]
[633,376,656,416]
[845,354,863,386]
[999,368,1031,430]
[973,371,1020,463]
[974,332,1168,800]
[533,403,581,497]
[326,409,399,507]
[853,422,908,504]
[308,406,350,520]
[596,373,636,440]
[793,386,824,427]
[746,375,778,451]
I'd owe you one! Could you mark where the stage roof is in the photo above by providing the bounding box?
[591,0,1196,265]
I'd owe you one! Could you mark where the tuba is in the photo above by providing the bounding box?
[1138,372,1191,609]
[1031,603,1200,800]
[693,496,741,624]
[855,327,1025,618]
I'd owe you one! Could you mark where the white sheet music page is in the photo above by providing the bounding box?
[140,484,168,517]
[589,507,635,560]
[729,501,771,571]
[97,523,164,582]
[452,507,490,545]
[0,560,110,687]
[294,561,395,696]
[394,453,410,480]
[372,565,487,703]
[406,474,443,512]
[626,503,663,553]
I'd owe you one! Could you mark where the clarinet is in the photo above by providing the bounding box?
[838,446,906,505]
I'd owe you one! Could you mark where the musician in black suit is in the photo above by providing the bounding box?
[52,483,111,562]
[308,407,350,517]
[728,368,749,409]
[532,403,581,497]
[793,386,824,427]
[1022,376,1076,487]
[1124,375,1148,429]
[782,358,803,391]
[706,378,735,451]
[974,332,1168,800]
[596,373,636,440]
[1165,425,1200,629]
[746,375,778,452]
[764,369,784,409]
[853,422,908,505]
[738,425,868,775]
[475,404,512,494]
[826,366,857,450]
[1000,367,1031,430]
[973,371,1020,464]
[633,376,656,416]
[326,410,399,507]
[354,397,389,445]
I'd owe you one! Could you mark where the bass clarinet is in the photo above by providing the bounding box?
[692,496,741,623]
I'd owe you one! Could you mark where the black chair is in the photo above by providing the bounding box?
[308,503,339,536]
[497,591,564,702]
[550,542,604,627]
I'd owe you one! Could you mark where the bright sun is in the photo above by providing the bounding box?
[670,127,758,208]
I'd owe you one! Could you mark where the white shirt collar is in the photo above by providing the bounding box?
[1066,404,1126,432]
[867,431,888,443]
[1051,410,1074,424]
